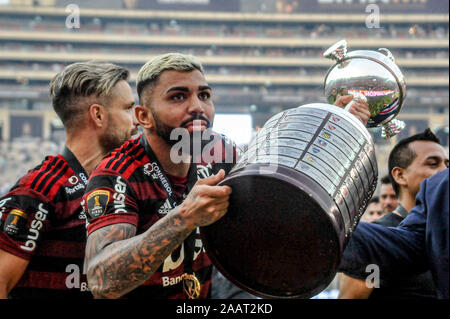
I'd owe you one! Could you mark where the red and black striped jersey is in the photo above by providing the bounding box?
[83,133,238,299]
[0,151,92,299]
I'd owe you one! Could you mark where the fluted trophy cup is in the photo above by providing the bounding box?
[200,40,406,299]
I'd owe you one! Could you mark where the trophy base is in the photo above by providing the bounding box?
[200,164,344,299]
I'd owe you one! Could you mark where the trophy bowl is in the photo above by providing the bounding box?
[324,40,407,137]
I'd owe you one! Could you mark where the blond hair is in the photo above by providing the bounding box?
[50,61,129,131]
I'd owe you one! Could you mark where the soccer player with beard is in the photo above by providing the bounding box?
[0,62,138,298]
[82,53,370,299]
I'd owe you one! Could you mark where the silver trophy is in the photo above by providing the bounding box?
[200,40,407,299]
[202,102,378,298]
[324,40,406,138]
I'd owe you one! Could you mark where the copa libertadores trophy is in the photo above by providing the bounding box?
[324,39,406,138]
[200,40,406,299]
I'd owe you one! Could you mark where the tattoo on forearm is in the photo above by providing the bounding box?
[86,212,192,299]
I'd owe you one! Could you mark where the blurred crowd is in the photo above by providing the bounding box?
[2,43,448,62]
[0,138,62,196]
[1,16,448,40]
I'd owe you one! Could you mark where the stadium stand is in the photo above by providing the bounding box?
[0,0,448,194]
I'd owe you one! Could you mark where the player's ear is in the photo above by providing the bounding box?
[135,105,154,129]
[89,104,107,129]
[391,167,407,188]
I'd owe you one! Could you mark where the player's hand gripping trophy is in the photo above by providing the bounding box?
[324,39,406,138]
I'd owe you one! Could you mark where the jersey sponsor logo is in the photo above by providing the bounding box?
[79,173,88,185]
[21,203,48,252]
[4,209,27,237]
[144,163,173,196]
[87,190,110,218]
[113,176,127,214]
[158,198,173,215]
[162,274,183,287]
[68,175,79,185]
[143,163,154,176]
[65,183,85,195]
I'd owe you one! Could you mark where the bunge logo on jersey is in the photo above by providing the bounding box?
[113,176,127,214]
[20,203,48,252]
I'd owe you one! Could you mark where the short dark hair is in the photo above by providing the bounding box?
[380,175,392,185]
[388,128,440,195]
[368,196,379,204]
[136,53,204,106]
[50,61,129,132]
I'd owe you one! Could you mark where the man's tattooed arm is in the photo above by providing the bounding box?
[85,207,193,299]
[85,170,232,299]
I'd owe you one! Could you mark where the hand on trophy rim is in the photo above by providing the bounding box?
[333,94,370,126]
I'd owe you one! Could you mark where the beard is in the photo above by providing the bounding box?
[99,114,136,154]
[151,110,215,157]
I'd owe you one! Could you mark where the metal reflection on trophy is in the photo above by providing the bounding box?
[201,103,378,299]
[323,40,407,138]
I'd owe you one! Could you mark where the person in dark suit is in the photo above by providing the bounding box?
[339,129,448,299]
[339,168,449,299]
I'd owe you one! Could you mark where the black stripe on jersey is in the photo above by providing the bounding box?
[42,164,69,196]
[105,138,139,170]
[105,151,122,170]
[9,161,45,193]
[112,139,142,172]
[35,158,64,193]
[119,145,146,174]
[43,224,86,242]
[30,157,60,191]
[111,152,127,171]
[27,256,84,273]
[1,194,53,212]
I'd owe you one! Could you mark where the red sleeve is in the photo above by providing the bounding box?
[86,212,138,235]
[0,189,52,260]
[83,169,139,235]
